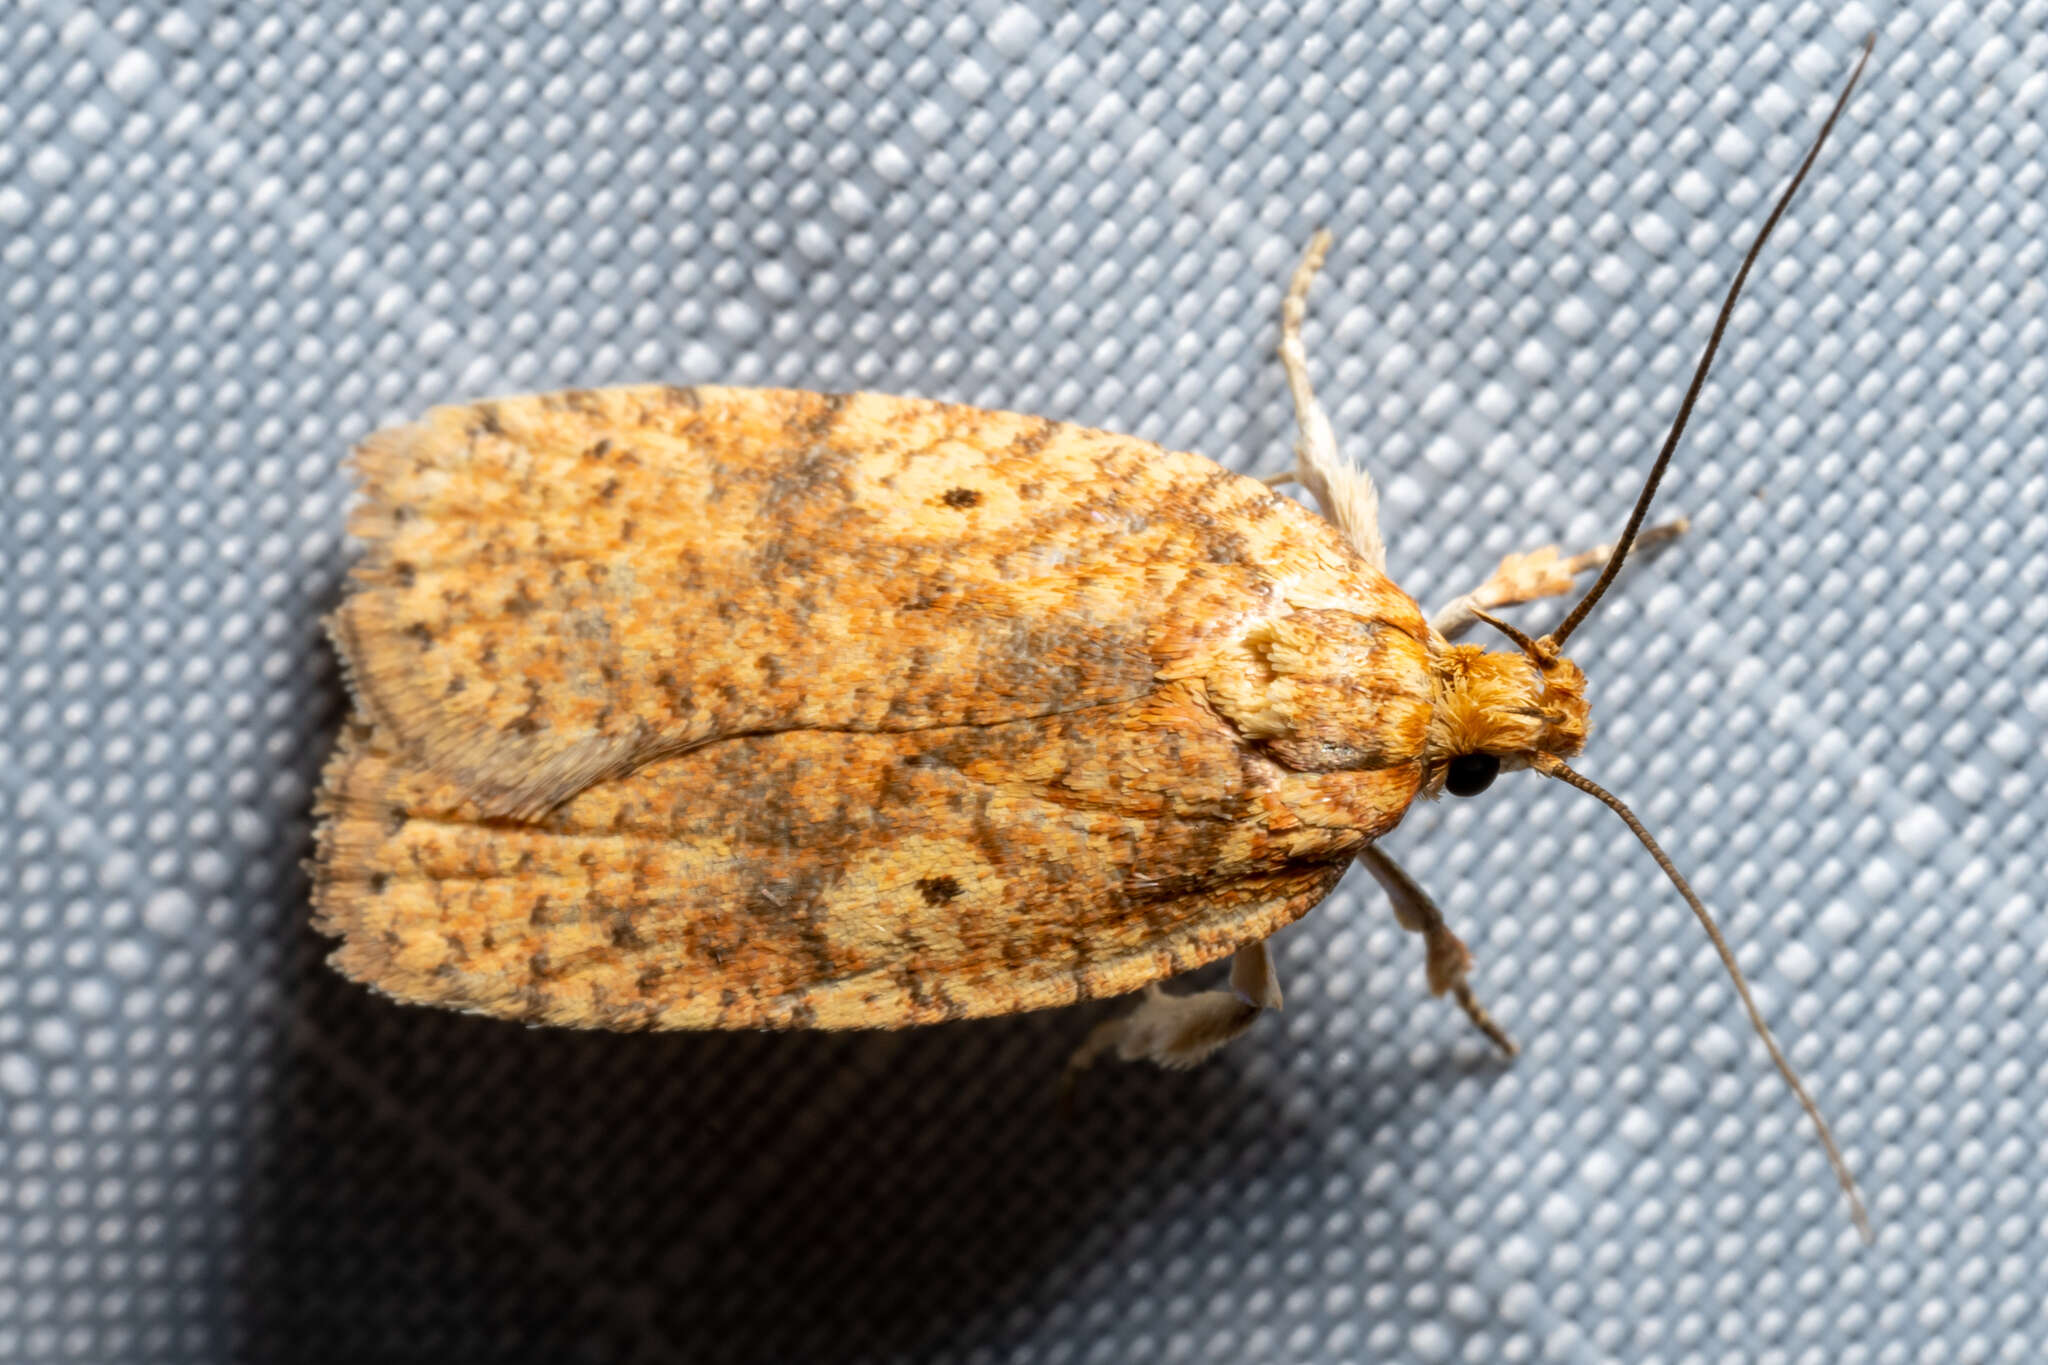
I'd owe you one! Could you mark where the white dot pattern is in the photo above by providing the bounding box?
[1,1,2042,1361]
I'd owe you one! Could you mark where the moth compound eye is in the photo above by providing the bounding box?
[1445,753,1500,798]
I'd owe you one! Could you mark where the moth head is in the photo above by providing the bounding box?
[1422,624,1587,799]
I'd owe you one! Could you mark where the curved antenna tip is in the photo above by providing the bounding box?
[1545,39,1874,649]
[1534,753,1872,1243]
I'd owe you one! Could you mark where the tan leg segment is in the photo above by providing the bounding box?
[1063,939,1283,1083]
[1429,519,1689,642]
[1358,846,1517,1057]
[1266,231,1386,572]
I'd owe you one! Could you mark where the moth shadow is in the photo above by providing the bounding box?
[239,935,1367,1365]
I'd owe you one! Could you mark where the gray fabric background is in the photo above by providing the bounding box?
[3,2,2042,1362]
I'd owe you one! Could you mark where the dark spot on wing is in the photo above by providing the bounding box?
[606,910,647,951]
[1005,418,1059,464]
[803,391,851,438]
[763,445,856,513]
[503,581,542,616]
[916,875,963,906]
[551,389,603,416]
[941,487,982,509]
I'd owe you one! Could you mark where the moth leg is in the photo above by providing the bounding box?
[1266,230,1387,572]
[1063,939,1282,1086]
[1358,845,1517,1057]
[1429,518,1689,641]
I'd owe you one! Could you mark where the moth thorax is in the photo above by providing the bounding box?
[1203,608,1434,773]
[1424,643,1589,785]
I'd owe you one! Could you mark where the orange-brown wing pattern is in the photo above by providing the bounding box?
[315,385,1437,1029]
[333,385,1406,819]
[313,681,1421,1029]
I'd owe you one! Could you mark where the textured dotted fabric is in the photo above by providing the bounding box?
[2,2,2042,1362]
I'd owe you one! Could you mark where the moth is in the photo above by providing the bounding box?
[313,44,1874,1237]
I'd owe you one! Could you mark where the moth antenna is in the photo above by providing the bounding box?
[1546,34,1875,649]
[1470,606,1547,660]
[1532,753,1873,1244]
